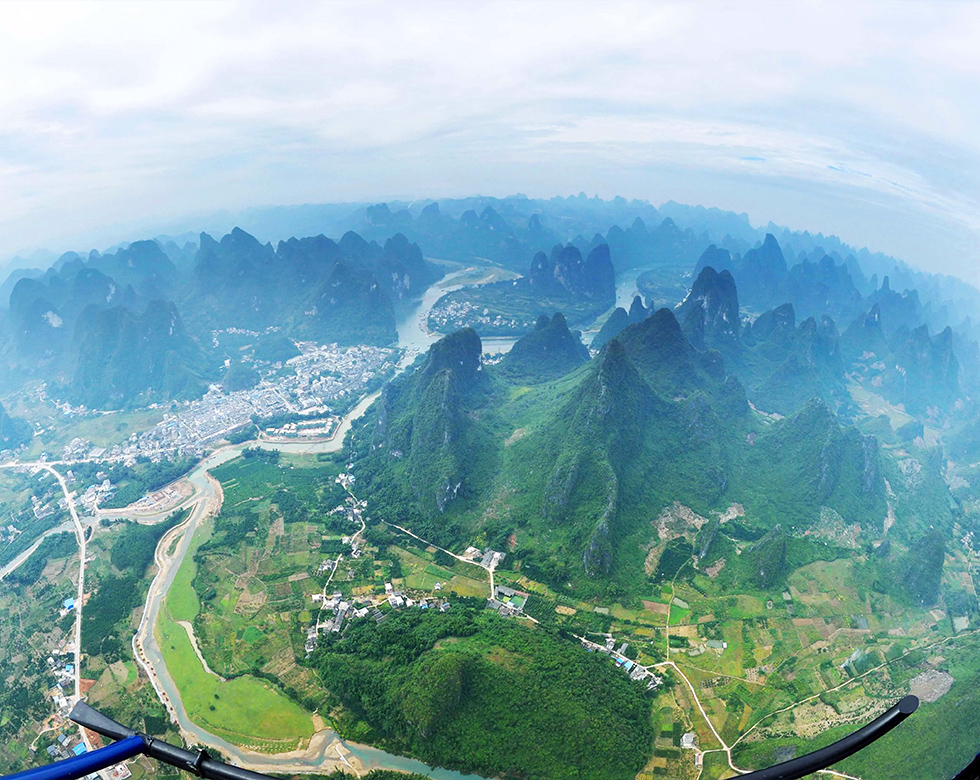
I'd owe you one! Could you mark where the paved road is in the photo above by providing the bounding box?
[0,462,92,750]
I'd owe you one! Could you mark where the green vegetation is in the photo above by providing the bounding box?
[352,314,874,598]
[165,453,351,727]
[314,605,653,780]
[0,400,33,450]
[157,603,314,747]
[158,506,317,749]
[68,457,199,509]
[0,515,62,570]
[222,361,260,392]
[83,573,140,656]
[497,312,590,382]
[227,425,257,444]
[251,334,301,364]
[109,509,187,576]
[735,399,887,533]
[64,300,215,409]
[4,532,76,586]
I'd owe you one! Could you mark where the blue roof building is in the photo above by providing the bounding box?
[72,745,86,756]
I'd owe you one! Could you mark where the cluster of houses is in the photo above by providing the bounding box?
[40,731,132,780]
[584,636,663,690]
[77,479,115,513]
[44,733,90,762]
[488,585,529,616]
[30,495,56,521]
[61,438,107,462]
[305,585,452,655]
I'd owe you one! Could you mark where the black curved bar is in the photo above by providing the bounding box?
[57,695,980,780]
[69,702,277,780]
[736,695,918,780]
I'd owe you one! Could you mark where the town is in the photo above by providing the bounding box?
[44,341,396,464]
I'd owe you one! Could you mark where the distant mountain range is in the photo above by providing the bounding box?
[349,274,951,605]
[0,227,439,409]
[1,193,978,435]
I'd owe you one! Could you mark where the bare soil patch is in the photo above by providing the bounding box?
[910,669,954,703]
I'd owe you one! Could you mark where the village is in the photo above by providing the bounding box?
[26,341,397,465]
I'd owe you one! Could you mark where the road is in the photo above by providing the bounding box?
[0,461,93,750]
[0,400,951,780]
[380,519,497,596]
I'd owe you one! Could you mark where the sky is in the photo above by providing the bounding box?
[2,0,980,282]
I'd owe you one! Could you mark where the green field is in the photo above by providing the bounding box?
[392,545,489,597]
[156,603,314,748]
[157,512,315,749]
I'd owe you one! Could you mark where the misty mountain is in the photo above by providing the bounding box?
[428,243,615,337]
[62,300,213,409]
[189,227,438,344]
[591,295,649,349]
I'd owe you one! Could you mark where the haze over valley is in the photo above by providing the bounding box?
[4,4,980,780]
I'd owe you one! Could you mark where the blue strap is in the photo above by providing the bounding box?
[2,735,146,780]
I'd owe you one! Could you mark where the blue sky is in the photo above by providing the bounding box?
[2,0,979,280]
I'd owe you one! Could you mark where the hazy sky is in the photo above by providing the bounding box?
[3,0,980,281]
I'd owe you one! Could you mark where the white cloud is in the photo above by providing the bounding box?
[0,0,979,279]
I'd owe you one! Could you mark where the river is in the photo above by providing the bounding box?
[135,273,496,778]
[0,521,75,582]
[395,266,518,361]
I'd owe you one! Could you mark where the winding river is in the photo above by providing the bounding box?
[134,271,501,778]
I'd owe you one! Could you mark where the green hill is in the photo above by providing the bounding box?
[65,299,213,408]
[498,312,590,382]
[313,606,653,780]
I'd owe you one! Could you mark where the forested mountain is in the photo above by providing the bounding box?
[591,295,649,348]
[313,606,653,780]
[0,226,439,407]
[189,227,438,341]
[348,291,935,598]
[4,194,979,439]
[349,229,970,607]
[64,300,212,408]
[497,313,590,382]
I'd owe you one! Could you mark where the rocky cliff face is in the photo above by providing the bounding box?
[529,243,615,302]
[676,266,740,350]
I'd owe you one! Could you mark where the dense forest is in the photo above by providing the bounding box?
[313,604,653,780]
